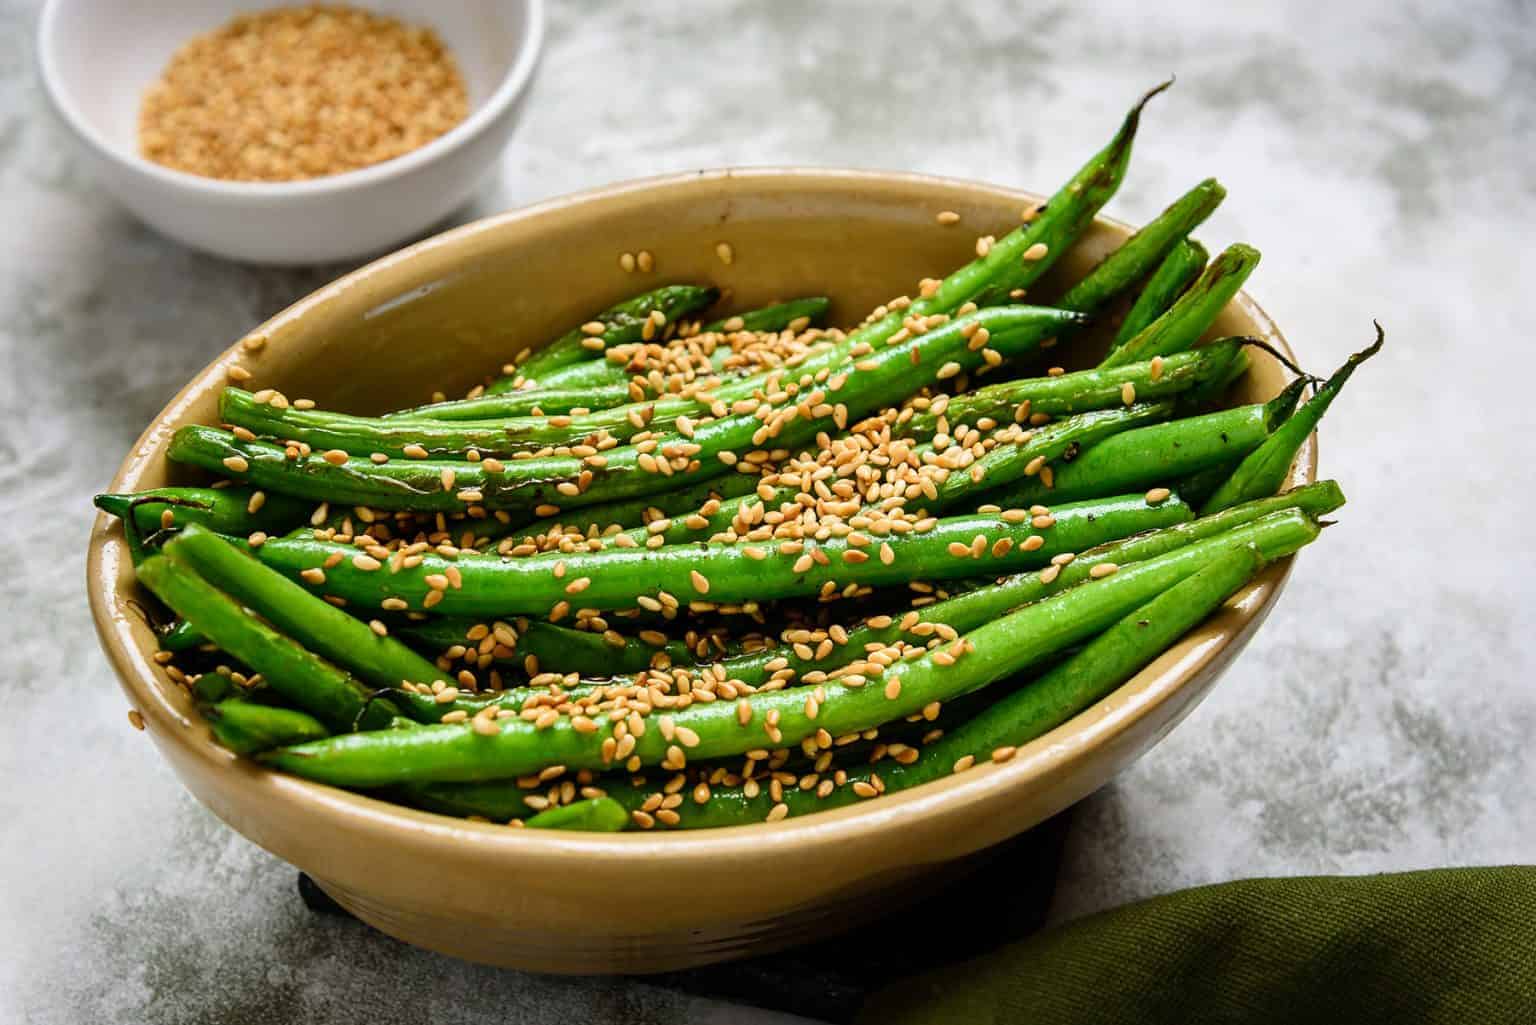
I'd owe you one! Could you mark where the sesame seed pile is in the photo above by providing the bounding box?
[139,4,468,182]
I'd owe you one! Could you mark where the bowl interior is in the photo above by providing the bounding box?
[87,169,1314,968]
[41,0,529,161]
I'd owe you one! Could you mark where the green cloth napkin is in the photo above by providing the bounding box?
[858,866,1536,1025]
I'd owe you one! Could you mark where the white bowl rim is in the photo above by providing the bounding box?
[35,0,545,198]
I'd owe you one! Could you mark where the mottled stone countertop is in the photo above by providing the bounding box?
[3,0,1531,1021]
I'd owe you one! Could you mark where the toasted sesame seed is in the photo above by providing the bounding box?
[127,709,146,731]
[716,241,734,265]
[1022,242,1049,262]
[221,455,249,473]
[1150,355,1165,381]
[1146,487,1172,504]
[884,677,902,700]
[690,569,710,594]
[1090,562,1120,579]
[1121,382,1137,405]
[565,576,592,594]
[402,444,428,459]
[637,249,655,272]
[936,210,961,225]
[936,361,962,380]
[1038,564,1061,584]
[952,754,975,773]
[991,745,1017,763]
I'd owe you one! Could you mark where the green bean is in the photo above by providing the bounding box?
[1172,458,1243,508]
[1056,180,1223,315]
[260,524,1251,788]
[395,383,635,421]
[203,699,329,755]
[1099,243,1260,368]
[969,80,1171,306]
[254,492,1190,617]
[523,298,837,398]
[136,554,399,731]
[220,387,688,460]
[399,617,712,678]
[932,402,1176,508]
[522,797,630,831]
[982,399,1281,509]
[1203,325,1382,514]
[516,544,1267,829]
[1179,345,1251,409]
[1111,239,1209,351]
[173,306,1082,515]
[487,285,720,392]
[421,491,1339,723]
[163,525,450,719]
[191,671,243,704]
[897,341,1242,443]
[516,472,761,538]
[702,297,833,335]
[95,486,312,539]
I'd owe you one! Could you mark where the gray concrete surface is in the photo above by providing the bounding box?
[2,0,1532,1021]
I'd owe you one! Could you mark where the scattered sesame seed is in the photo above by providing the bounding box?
[936,210,961,225]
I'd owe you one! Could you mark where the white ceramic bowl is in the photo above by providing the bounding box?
[37,0,543,265]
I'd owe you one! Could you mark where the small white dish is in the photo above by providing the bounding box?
[37,0,543,265]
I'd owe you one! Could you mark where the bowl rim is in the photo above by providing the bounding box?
[86,165,1314,869]
[35,0,545,198]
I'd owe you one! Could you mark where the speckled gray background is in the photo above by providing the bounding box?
[3,0,1533,1022]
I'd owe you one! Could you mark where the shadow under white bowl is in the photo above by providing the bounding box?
[37,0,543,265]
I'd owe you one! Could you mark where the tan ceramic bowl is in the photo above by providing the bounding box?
[87,169,1314,974]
